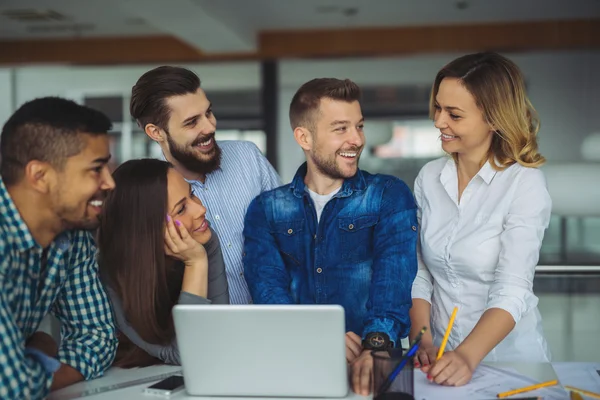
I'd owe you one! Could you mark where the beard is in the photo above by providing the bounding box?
[66,215,100,231]
[53,190,106,231]
[166,131,222,176]
[310,146,362,180]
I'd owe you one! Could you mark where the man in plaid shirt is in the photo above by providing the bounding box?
[0,97,118,398]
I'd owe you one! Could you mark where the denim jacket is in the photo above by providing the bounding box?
[243,163,418,344]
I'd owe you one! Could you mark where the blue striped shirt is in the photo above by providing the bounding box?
[188,141,281,304]
[0,178,117,399]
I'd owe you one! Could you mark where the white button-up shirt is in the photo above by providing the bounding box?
[411,157,552,362]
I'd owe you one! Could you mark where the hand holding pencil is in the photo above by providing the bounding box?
[427,306,476,387]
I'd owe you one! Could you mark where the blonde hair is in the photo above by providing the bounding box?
[429,52,545,169]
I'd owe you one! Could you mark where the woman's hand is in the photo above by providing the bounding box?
[164,216,207,266]
[427,349,475,387]
[414,342,438,373]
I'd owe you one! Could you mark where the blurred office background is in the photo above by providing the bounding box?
[0,0,598,361]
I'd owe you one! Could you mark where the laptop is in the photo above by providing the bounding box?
[172,304,349,398]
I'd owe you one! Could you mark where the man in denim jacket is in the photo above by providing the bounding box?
[243,78,418,395]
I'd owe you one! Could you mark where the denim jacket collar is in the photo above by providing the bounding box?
[289,162,367,199]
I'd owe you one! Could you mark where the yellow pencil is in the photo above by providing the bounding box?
[565,385,600,400]
[570,390,585,400]
[436,306,458,361]
[496,379,558,398]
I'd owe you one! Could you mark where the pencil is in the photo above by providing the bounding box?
[436,306,458,361]
[570,390,585,400]
[565,385,600,400]
[496,379,558,398]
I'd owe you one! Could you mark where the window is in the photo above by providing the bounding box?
[372,120,444,159]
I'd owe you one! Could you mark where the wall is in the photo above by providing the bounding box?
[0,69,14,129]
[13,61,261,106]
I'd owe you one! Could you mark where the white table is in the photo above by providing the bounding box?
[48,364,367,400]
[50,362,592,400]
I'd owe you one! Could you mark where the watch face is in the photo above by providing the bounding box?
[369,334,386,348]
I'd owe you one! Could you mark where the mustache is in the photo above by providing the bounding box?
[191,132,216,147]
[339,146,363,152]
[90,192,108,201]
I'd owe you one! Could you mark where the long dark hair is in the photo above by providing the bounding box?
[98,158,184,367]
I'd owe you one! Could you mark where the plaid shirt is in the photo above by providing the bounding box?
[0,178,117,399]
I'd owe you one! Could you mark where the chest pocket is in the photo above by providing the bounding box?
[273,220,305,266]
[338,215,378,262]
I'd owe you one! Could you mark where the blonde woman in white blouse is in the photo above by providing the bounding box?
[409,52,552,387]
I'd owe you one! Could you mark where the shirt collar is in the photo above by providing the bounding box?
[477,160,498,185]
[290,163,367,198]
[0,178,38,252]
[440,157,498,186]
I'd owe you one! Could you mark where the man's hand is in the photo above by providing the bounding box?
[345,332,363,364]
[51,364,84,391]
[26,331,58,358]
[350,349,373,396]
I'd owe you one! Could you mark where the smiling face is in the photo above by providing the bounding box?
[165,168,211,244]
[162,88,221,176]
[306,98,365,180]
[51,133,115,230]
[433,77,494,159]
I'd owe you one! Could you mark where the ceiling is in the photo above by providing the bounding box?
[1,0,599,53]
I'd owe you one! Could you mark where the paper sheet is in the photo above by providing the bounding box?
[413,364,567,400]
[553,362,600,399]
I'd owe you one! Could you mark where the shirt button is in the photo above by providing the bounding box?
[239,272,243,277]
[227,242,231,247]
[348,224,354,230]
[204,187,208,191]
[411,226,417,231]
[288,229,293,234]
[316,268,323,274]
[313,234,317,240]
[215,215,220,220]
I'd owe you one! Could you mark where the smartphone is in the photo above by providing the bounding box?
[143,375,185,397]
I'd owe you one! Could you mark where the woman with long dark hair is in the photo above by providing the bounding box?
[98,158,229,367]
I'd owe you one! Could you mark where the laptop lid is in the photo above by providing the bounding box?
[173,304,349,398]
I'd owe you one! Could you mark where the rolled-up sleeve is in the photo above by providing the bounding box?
[411,168,434,303]
[53,232,117,379]
[485,169,552,323]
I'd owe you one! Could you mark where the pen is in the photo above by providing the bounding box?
[565,385,600,400]
[496,379,559,398]
[436,306,458,361]
[376,327,427,394]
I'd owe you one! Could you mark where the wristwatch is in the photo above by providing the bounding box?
[362,332,392,350]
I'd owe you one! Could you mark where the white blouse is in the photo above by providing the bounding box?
[411,157,552,362]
